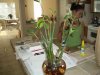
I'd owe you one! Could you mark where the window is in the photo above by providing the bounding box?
[34,0,42,20]
[0,3,16,19]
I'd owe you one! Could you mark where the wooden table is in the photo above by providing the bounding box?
[5,19,19,26]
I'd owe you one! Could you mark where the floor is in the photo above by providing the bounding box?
[0,26,26,75]
[0,26,100,75]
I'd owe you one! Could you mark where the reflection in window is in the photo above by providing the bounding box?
[0,3,16,19]
[34,1,42,20]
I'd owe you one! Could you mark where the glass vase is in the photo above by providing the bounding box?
[42,59,66,75]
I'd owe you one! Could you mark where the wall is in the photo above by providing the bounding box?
[16,0,60,37]
[41,0,59,36]
[16,0,58,20]
[18,0,26,37]
[41,0,58,17]
[15,0,19,18]
[15,0,34,20]
[82,4,92,25]
[59,0,67,23]
[25,0,34,20]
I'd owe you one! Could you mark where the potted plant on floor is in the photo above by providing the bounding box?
[28,12,66,75]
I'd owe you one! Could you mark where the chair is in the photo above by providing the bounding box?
[0,23,2,31]
[0,19,6,29]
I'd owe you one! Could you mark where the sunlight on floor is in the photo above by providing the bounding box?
[0,26,19,39]
[0,26,26,75]
[0,31,7,36]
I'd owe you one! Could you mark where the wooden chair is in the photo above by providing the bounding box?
[0,19,6,29]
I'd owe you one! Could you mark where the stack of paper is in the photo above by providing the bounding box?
[62,53,77,68]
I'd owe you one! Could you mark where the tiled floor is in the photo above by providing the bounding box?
[0,27,26,75]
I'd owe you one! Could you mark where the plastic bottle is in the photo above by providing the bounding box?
[80,40,86,56]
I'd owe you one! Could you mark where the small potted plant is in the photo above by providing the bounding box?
[28,13,66,75]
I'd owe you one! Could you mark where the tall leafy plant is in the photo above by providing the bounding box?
[28,14,64,65]
[38,15,55,64]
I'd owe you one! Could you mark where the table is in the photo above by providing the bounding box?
[14,42,77,75]
[0,19,19,29]
[4,19,19,27]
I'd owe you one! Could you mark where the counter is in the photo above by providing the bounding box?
[14,42,78,75]
[13,40,95,75]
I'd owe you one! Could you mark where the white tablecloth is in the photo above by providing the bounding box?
[15,42,77,75]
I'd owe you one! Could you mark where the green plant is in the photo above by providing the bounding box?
[28,14,64,65]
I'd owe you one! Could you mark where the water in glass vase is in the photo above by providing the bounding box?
[42,59,66,75]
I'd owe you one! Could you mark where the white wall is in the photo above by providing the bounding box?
[82,4,92,25]
[59,0,67,23]
[41,0,58,17]
[41,0,59,36]
[25,0,34,20]
[15,0,19,18]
